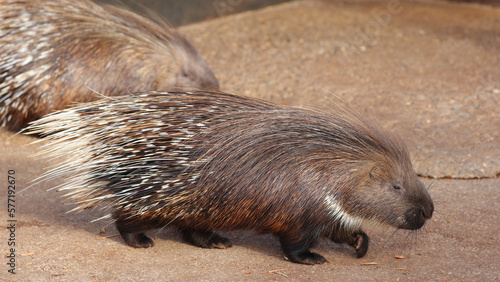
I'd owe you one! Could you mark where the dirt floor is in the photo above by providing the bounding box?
[1,0,499,280]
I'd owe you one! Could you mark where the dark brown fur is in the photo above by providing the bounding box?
[0,0,218,130]
[27,90,434,265]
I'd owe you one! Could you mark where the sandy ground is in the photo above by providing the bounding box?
[1,0,499,280]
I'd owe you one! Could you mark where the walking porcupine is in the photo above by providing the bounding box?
[0,0,218,131]
[27,90,434,265]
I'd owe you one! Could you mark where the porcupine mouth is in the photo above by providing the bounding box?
[400,207,429,230]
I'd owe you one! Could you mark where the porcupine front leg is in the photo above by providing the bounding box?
[180,229,233,249]
[279,234,327,265]
[347,231,369,258]
[332,230,369,258]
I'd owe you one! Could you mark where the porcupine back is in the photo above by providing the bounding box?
[29,90,410,231]
[0,0,218,131]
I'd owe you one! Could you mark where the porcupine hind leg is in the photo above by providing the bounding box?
[180,228,233,249]
[279,235,327,265]
[332,230,369,258]
[114,216,156,248]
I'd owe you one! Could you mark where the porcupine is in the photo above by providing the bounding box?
[0,0,218,131]
[27,90,434,265]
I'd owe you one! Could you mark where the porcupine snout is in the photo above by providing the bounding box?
[402,185,434,230]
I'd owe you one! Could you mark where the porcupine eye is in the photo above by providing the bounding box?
[180,69,194,80]
[393,185,401,191]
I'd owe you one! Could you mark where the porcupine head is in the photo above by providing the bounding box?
[319,112,434,262]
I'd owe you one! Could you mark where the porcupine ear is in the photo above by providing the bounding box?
[369,166,380,180]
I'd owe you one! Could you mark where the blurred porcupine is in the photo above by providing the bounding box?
[0,0,218,131]
[27,90,434,265]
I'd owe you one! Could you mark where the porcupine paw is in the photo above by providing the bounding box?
[121,232,155,248]
[280,236,327,265]
[347,231,369,258]
[181,229,233,249]
[284,250,327,265]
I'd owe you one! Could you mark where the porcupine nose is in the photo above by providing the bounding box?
[422,199,434,220]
